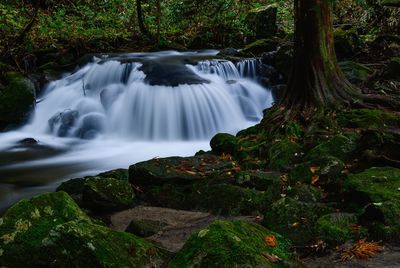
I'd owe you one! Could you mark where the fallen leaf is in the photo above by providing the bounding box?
[261,252,281,263]
[311,175,320,185]
[264,235,278,247]
[341,239,384,261]
[310,165,320,174]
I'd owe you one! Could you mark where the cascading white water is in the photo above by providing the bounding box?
[0,50,273,210]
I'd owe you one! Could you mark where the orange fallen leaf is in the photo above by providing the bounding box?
[311,175,320,185]
[264,235,278,247]
[341,239,384,261]
[261,252,281,263]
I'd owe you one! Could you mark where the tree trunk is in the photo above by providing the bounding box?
[280,0,359,108]
[136,0,150,37]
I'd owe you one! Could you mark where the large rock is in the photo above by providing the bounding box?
[57,176,135,211]
[168,220,295,267]
[129,154,236,186]
[268,138,302,171]
[316,213,361,245]
[344,167,400,241]
[263,197,332,245]
[210,133,238,156]
[0,72,35,128]
[240,39,280,56]
[0,191,167,267]
[246,5,278,39]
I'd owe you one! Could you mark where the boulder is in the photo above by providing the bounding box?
[268,138,302,171]
[48,110,79,137]
[210,133,238,156]
[129,154,236,186]
[57,177,135,211]
[246,5,278,39]
[316,213,361,245]
[240,39,279,56]
[339,61,373,85]
[168,220,295,267]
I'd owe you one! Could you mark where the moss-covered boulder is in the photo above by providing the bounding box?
[305,134,358,161]
[268,138,302,171]
[129,155,236,186]
[169,220,294,268]
[126,219,167,238]
[316,213,361,245]
[344,167,400,241]
[275,42,294,78]
[0,72,35,128]
[263,197,332,245]
[140,182,272,216]
[339,61,373,85]
[0,192,166,267]
[97,168,128,180]
[57,177,135,211]
[290,156,345,186]
[234,170,281,191]
[286,184,323,203]
[210,133,239,156]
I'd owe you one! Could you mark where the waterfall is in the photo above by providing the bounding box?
[0,50,273,207]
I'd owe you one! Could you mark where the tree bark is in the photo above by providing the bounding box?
[136,0,150,37]
[280,0,359,108]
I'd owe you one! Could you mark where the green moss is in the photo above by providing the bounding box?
[316,213,360,245]
[263,198,332,245]
[210,133,239,156]
[286,184,323,203]
[345,167,400,202]
[169,220,294,268]
[268,139,302,171]
[339,61,373,85]
[240,38,279,55]
[306,134,358,161]
[234,171,281,191]
[57,177,135,211]
[337,109,400,129]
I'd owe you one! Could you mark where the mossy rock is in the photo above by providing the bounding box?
[275,42,293,78]
[290,156,345,186]
[339,61,373,85]
[0,72,35,126]
[140,182,272,216]
[268,139,302,171]
[345,167,400,241]
[57,177,135,211]
[129,155,235,186]
[234,170,281,191]
[305,134,358,162]
[263,197,332,245]
[210,133,239,156]
[286,184,323,203]
[241,39,279,56]
[316,213,361,245]
[126,219,167,238]
[345,167,400,203]
[169,220,294,268]
[384,57,400,80]
[337,109,400,130]
[97,168,128,180]
[246,5,278,39]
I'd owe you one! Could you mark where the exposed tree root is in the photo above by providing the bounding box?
[362,150,400,169]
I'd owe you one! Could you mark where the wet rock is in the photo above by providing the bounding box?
[48,109,79,137]
[339,61,373,85]
[169,220,295,268]
[316,213,361,245]
[261,51,277,66]
[17,138,38,145]
[125,219,167,238]
[140,61,209,87]
[129,154,235,186]
[0,72,35,129]
[217,48,240,57]
[76,112,106,139]
[57,177,135,211]
[263,197,332,245]
[246,5,278,39]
